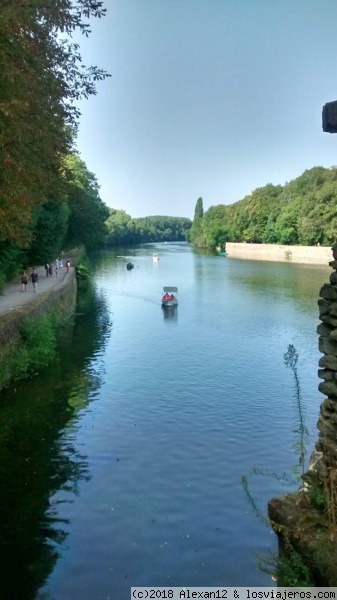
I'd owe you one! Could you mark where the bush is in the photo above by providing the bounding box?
[18,315,57,373]
[75,252,92,283]
[0,272,6,294]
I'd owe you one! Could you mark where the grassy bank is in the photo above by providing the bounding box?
[0,272,77,391]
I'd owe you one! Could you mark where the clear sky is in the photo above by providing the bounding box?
[73,0,337,219]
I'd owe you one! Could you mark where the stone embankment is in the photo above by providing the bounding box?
[0,266,77,390]
[317,246,337,461]
[226,242,331,265]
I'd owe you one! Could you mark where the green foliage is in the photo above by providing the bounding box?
[27,197,69,265]
[307,476,326,511]
[284,344,310,491]
[16,315,58,376]
[105,211,192,246]
[105,209,135,245]
[194,197,204,220]
[190,197,205,246]
[0,153,109,287]
[278,543,315,587]
[64,154,109,251]
[241,475,271,528]
[198,167,337,248]
[0,0,110,247]
[0,240,25,288]
[241,474,315,586]
[75,252,92,283]
[5,310,70,384]
[0,0,110,283]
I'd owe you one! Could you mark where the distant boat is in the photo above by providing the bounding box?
[126,262,134,270]
[219,252,228,257]
[153,253,159,262]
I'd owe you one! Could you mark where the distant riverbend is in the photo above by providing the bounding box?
[226,242,331,264]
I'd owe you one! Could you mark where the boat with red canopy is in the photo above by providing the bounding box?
[161,286,178,307]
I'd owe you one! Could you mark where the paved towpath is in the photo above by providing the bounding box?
[0,265,73,317]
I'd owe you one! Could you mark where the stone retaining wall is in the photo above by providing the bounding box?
[317,251,337,461]
[226,242,331,265]
[0,271,77,390]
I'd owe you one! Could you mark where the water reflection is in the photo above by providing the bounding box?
[226,259,330,311]
[162,305,178,324]
[0,284,111,600]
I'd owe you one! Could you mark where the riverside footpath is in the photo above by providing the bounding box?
[0,265,74,317]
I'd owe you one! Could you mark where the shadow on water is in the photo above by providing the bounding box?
[0,284,112,600]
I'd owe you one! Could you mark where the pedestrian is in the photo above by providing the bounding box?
[21,271,28,292]
[66,260,70,273]
[30,269,38,293]
[55,259,59,276]
[45,263,49,277]
[48,264,53,276]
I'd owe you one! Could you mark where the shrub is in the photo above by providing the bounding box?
[19,315,57,373]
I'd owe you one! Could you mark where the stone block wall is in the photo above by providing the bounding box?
[317,250,337,461]
[226,242,331,265]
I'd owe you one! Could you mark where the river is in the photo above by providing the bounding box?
[0,243,331,599]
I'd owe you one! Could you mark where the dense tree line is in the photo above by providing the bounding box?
[189,167,337,249]
[105,211,192,246]
[0,1,110,287]
[0,151,110,289]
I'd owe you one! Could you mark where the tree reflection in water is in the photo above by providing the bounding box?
[0,286,111,600]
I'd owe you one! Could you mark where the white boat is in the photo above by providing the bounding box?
[162,286,178,307]
[153,253,160,262]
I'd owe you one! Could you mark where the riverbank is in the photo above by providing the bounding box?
[0,266,77,390]
[0,265,72,316]
[225,243,331,265]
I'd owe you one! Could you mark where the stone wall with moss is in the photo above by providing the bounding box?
[0,271,77,390]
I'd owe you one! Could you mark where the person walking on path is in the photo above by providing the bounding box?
[21,271,28,292]
[30,269,38,293]
[45,263,49,277]
[66,260,70,273]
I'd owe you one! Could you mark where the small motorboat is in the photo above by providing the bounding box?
[162,286,178,307]
[153,253,160,262]
[126,262,134,270]
[219,251,228,257]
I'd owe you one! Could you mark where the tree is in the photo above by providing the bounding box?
[27,198,69,265]
[105,213,192,246]
[194,197,204,220]
[64,154,109,251]
[198,167,337,248]
[190,197,205,245]
[106,209,134,246]
[0,0,110,246]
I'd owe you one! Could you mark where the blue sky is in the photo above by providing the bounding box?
[73,0,337,219]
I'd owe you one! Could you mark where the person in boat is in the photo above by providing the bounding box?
[162,293,171,301]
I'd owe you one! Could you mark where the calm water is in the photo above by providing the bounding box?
[0,243,331,599]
